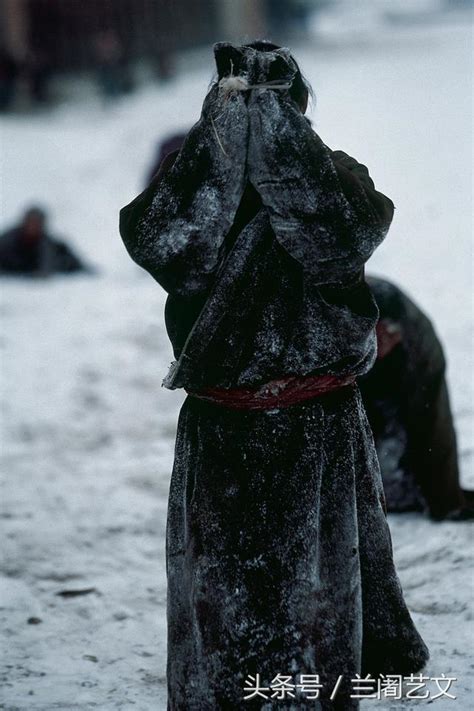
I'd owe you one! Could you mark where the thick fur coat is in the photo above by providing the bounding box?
[120,43,429,710]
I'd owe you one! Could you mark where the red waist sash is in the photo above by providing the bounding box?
[186,373,357,411]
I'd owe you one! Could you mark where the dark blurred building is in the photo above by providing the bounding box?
[0,0,336,104]
[0,1,330,77]
[0,0,220,73]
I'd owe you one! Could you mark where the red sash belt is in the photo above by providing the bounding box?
[186,373,357,411]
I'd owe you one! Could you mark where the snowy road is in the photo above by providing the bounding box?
[1,18,473,711]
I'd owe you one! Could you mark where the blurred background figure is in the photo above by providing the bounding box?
[265,0,320,36]
[0,206,91,277]
[153,49,175,83]
[25,46,52,106]
[94,29,132,101]
[360,277,474,521]
[0,45,19,111]
[145,132,188,186]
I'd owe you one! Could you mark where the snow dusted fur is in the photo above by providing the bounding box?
[120,43,429,709]
[165,387,429,709]
[121,57,394,392]
[122,83,249,297]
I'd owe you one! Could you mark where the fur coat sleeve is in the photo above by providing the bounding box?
[120,84,249,296]
[247,88,394,283]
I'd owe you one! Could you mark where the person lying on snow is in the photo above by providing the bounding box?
[0,206,91,277]
[120,41,429,710]
[141,138,473,524]
[360,276,474,521]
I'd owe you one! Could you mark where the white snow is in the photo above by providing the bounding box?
[1,17,473,711]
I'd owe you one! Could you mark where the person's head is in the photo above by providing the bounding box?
[21,206,47,241]
[243,40,312,114]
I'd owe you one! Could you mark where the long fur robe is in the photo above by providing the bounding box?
[120,43,429,710]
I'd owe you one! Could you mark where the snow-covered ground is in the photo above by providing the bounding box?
[1,17,473,711]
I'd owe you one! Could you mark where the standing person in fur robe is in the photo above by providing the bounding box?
[120,42,429,710]
[360,276,474,521]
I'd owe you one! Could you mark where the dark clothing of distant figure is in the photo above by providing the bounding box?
[95,30,133,100]
[0,225,87,277]
[360,276,472,520]
[146,133,188,187]
[120,44,428,710]
[0,48,19,111]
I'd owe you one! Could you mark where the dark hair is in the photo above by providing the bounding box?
[23,206,47,222]
[243,40,313,109]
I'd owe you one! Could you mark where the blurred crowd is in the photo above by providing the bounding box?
[0,28,139,111]
[0,44,51,110]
